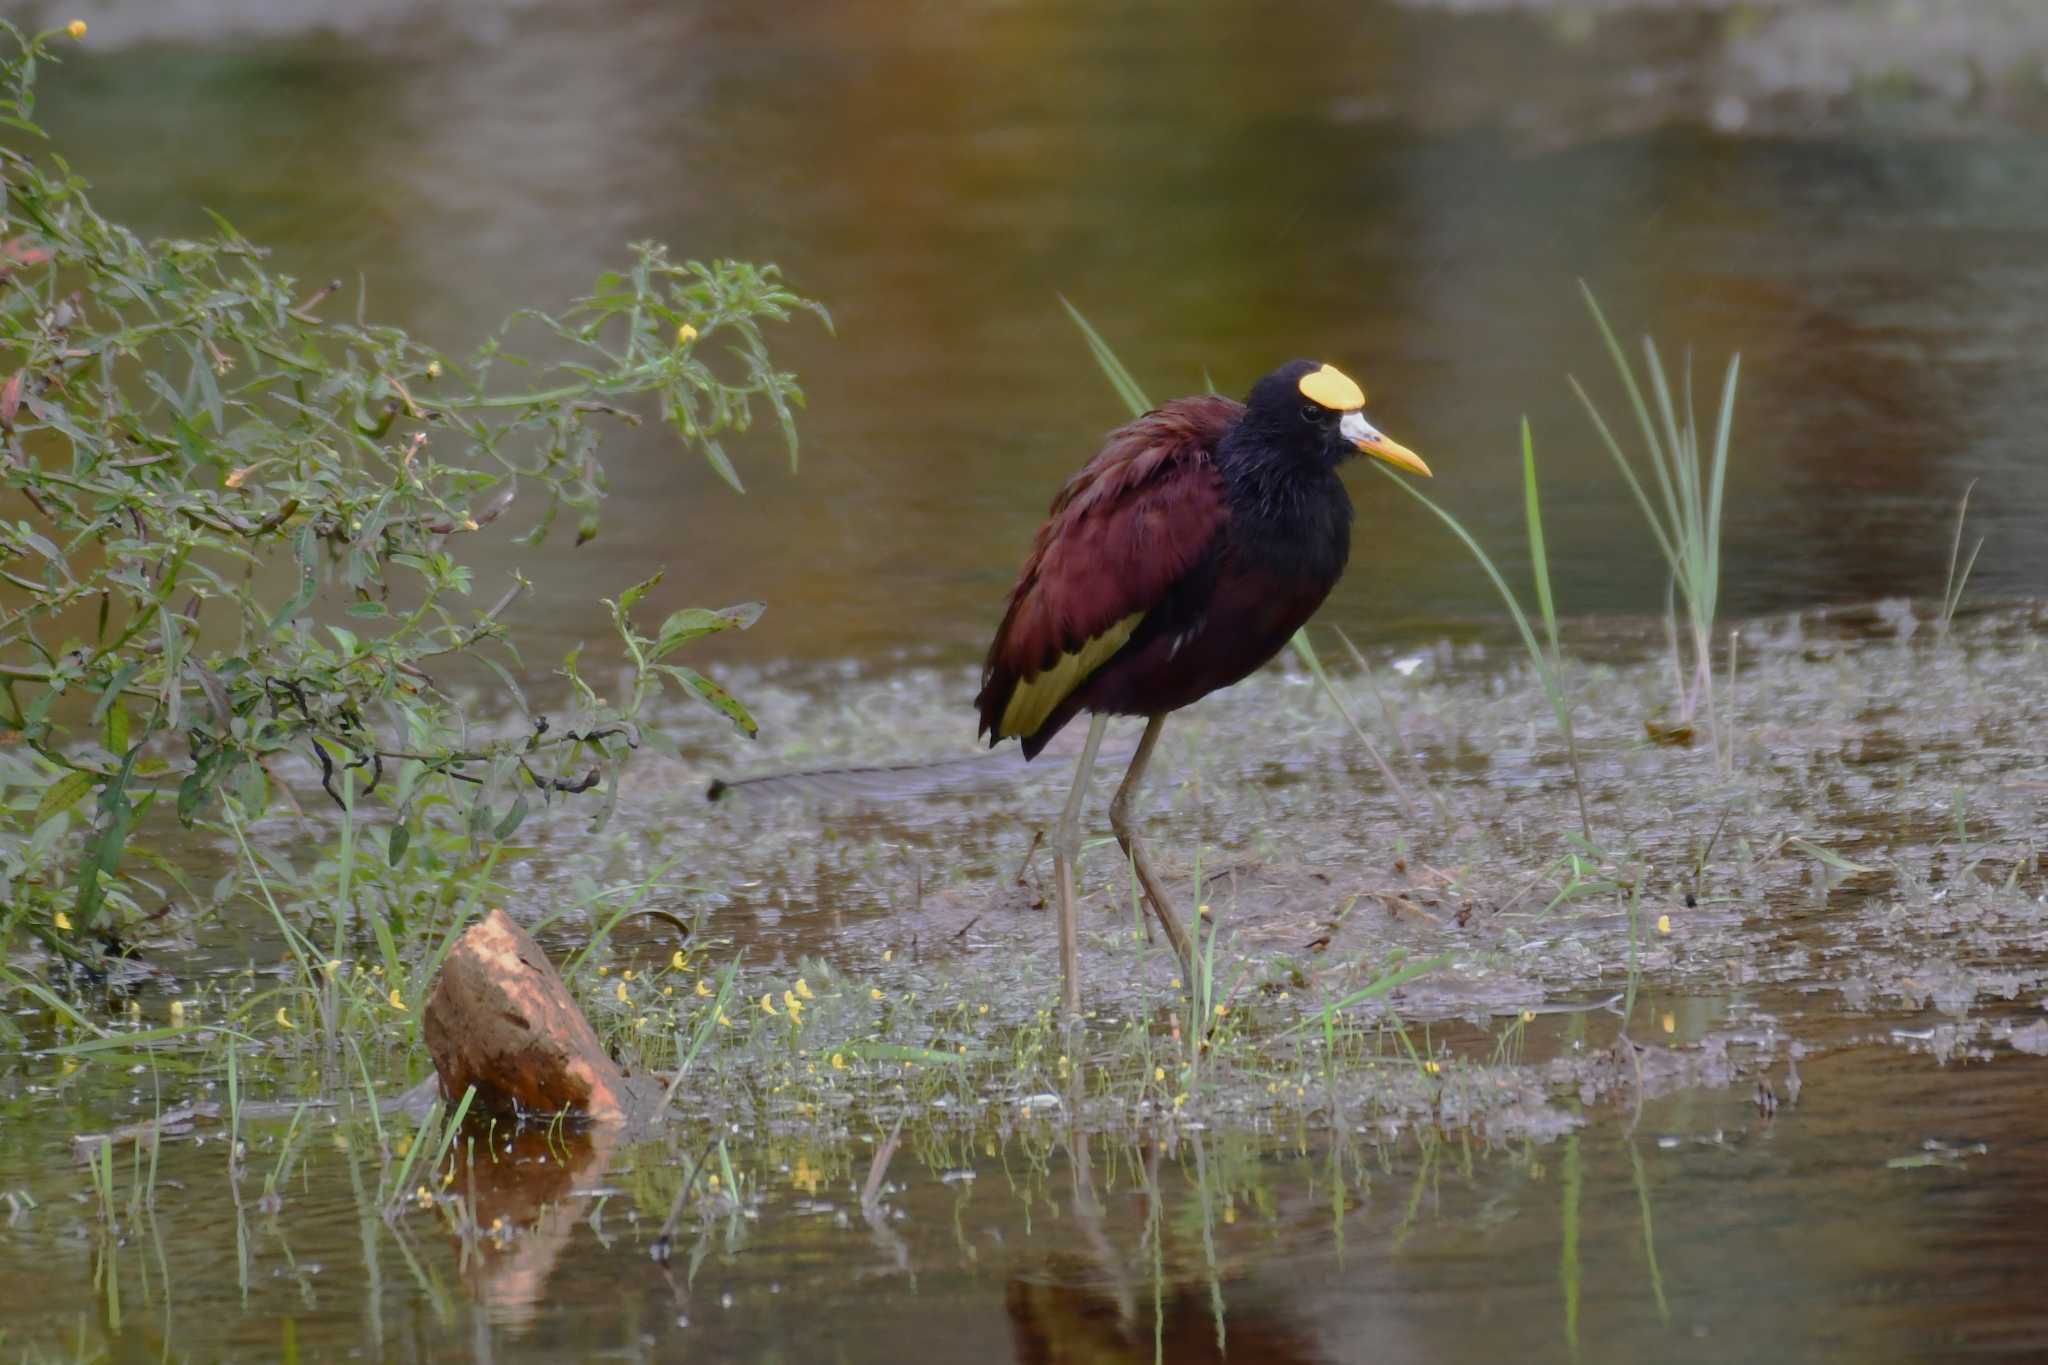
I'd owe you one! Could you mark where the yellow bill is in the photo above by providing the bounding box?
[1338,409,1431,477]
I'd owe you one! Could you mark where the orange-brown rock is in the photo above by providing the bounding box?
[423,908,637,1124]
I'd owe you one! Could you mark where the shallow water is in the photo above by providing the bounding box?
[12,607,2048,1360]
[12,1,2048,1360]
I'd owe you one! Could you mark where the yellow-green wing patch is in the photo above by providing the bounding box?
[998,613,1142,738]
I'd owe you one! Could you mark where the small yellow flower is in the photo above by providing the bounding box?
[695,977,712,998]
[635,1015,648,1031]
[882,949,893,963]
[1198,903,1212,917]
[831,1053,846,1070]
[784,991,804,1021]
[870,988,885,1002]
[672,950,688,971]
[1214,1005,1228,1019]
[1154,1066,1166,1082]
[54,911,71,931]
[707,1174,720,1191]
[1520,1009,1535,1023]
[425,360,442,380]
[1656,914,1672,935]
[717,1011,733,1027]
[414,1184,432,1206]
[1661,1012,1676,1034]
[662,985,673,997]
[597,965,609,976]
[169,999,186,1022]
[389,989,407,1011]
[1424,1059,1441,1075]
[441,1166,455,1188]
[324,959,343,976]
[977,1003,988,1015]
[66,20,86,39]
[275,1007,295,1031]
[676,323,698,345]
[795,978,815,1000]
[1170,977,1182,990]
[760,993,779,1016]
[615,981,629,1003]
[622,969,636,982]
[957,1044,968,1055]
[1172,1092,1189,1109]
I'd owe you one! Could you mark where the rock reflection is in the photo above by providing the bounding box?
[456,1123,621,1330]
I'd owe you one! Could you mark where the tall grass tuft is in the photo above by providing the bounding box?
[1570,284,1740,733]
[1940,479,1984,636]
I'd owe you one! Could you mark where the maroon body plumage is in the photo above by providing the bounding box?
[976,397,1225,753]
[974,359,1431,1012]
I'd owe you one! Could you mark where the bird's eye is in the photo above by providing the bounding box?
[1299,404,1325,424]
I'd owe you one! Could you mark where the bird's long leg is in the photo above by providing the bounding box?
[1109,714,1194,975]
[1053,712,1109,1017]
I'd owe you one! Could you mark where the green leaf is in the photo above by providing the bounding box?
[345,600,388,618]
[659,664,758,739]
[701,438,746,494]
[34,769,96,829]
[492,794,530,842]
[1059,296,1152,419]
[653,601,763,659]
[388,821,411,867]
[74,746,142,928]
[618,570,664,614]
[268,524,318,630]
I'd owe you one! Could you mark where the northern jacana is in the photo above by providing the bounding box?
[975,359,1431,1013]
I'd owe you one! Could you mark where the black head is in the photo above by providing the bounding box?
[1234,359,1430,477]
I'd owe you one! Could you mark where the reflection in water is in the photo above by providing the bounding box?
[12,1007,2048,1358]
[1006,1256,1317,1365]
[457,1125,622,1331]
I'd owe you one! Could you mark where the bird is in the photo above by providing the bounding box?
[975,359,1431,1014]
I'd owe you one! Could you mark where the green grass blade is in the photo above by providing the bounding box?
[1376,468,1558,726]
[1704,353,1740,626]
[1059,296,1151,418]
[1580,283,1685,543]
[1521,418,1559,660]
[1567,376,1682,575]
[1289,628,1418,821]
[1640,335,1698,585]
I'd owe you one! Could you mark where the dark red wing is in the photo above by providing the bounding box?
[976,395,1239,750]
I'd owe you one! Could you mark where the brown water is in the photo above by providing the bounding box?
[13,2,2048,1361]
